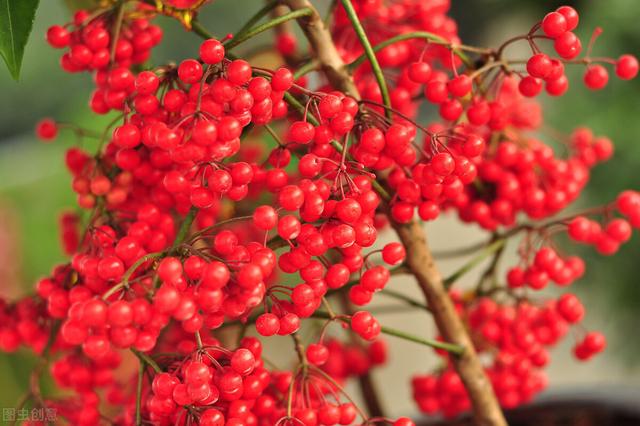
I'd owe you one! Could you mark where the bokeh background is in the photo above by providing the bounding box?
[0,0,638,420]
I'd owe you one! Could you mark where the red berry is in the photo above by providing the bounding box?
[200,39,225,64]
[526,53,552,79]
[584,65,609,90]
[306,343,329,366]
[519,76,542,97]
[615,54,638,80]
[556,6,579,31]
[36,118,58,141]
[541,12,568,38]
[382,242,405,265]
[178,59,203,84]
[447,75,472,97]
[227,59,252,85]
[256,313,280,336]
[408,61,432,84]
[554,32,581,59]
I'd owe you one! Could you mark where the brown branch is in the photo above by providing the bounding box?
[392,221,507,426]
[282,0,359,96]
[283,1,507,425]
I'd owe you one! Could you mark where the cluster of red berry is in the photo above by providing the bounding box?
[10,0,640,424]
[46,7,162,114]
[412,291,605,417]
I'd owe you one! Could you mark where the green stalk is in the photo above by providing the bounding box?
[191,19,215,39]
[233,0,280,41]
[131,348,163,374]
[224,8,314,50]
[347,31,473,70]
[379,288,430,311]
[293,59,319,79]
[313,311,464,355]
[172,207,198,249]
[381,323,464,355]
[283,92,320,126]
[135,363,144,425]
[443,238,506,287]
[339,0,391,119]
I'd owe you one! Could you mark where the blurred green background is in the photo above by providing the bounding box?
[0,0,637,415]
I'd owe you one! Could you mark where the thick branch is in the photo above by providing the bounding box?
[392,221,506,426]
[283,1,506,425]
[282,0,358,96]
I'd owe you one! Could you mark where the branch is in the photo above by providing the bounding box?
[282,0,359,95]
[391,220,506,426]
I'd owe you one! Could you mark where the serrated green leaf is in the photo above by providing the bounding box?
[0,0,40,81]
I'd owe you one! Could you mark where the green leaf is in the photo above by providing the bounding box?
[0,0,40,81]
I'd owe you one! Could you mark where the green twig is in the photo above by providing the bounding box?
[347,31,473,70]
[283,92,320,126]
[191,19,215,39]
[131,348,163,374]
[443,238,506,287]
[293,59,319,79]
[102,252,165,300]
[339,0,391,119]
[224,8,314,50]
[135,362,144,425]
[172,207,198,249]
[233,0,280,41]
[379,288,430,311]
[313,311,464,355]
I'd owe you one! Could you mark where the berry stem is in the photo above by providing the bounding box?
[311,366,370,421]
[101,251,165,300]
[188,214,254,242]
[283,92,320,126]
[330,139,391,202]
[339,0,392,120]
[291,333,308,368]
